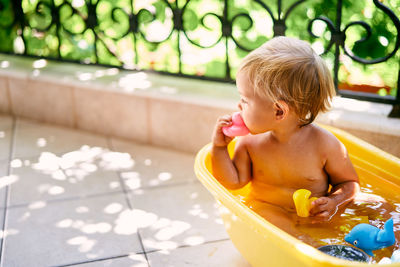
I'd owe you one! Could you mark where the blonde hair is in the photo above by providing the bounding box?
[238,36,335,127]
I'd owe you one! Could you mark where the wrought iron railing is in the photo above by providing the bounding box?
[0,0,399,116]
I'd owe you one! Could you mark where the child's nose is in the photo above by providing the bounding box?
[237,102,242,110]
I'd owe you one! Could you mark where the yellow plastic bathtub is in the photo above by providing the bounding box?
[194,124,400,267]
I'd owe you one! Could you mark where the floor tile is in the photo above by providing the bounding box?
[0,157,10,201]
[13,118,109,159]
[3,193,143,267]
[128,182,228,252]
[0,203,4,254]
[111,138,196,190]
[147,240,250,267]
[0,115,13,161]
[0,116,13,257]
[70,254,148,267]
[0,115,13,210]
[0,159,10,209]
[8,146,125,206]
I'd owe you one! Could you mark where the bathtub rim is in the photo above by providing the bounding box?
[194,125,400,266]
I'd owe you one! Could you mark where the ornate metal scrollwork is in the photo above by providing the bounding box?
[308,0,400,64]
[0,0,399,115]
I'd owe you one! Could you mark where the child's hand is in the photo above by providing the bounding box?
[212,115,234,147]
[309,197,338,222]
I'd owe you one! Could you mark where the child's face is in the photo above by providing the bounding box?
[236,71,276,134]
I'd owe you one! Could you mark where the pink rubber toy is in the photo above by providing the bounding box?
[222,112,250,137]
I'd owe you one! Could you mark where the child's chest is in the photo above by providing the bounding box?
[248,141,328,192]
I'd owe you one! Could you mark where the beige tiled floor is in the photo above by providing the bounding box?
[0,115,250,267]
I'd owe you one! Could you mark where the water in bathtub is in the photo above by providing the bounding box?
[237,179,400,263]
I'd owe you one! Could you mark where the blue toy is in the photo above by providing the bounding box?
[344,218,395,256]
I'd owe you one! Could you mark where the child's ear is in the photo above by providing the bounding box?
[274,100,289,120]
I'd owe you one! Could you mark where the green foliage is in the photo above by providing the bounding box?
[153,1,167,22]
[205,60,226,78]
[182,9,198,31]
[0,0,10,13]
[0,28,14,53]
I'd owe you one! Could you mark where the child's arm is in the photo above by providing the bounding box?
[211,115,252,190]
[310,137,360,220]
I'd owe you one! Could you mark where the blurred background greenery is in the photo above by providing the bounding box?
[0,0,399,97]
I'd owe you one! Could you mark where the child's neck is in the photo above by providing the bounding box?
[270,121,307,144]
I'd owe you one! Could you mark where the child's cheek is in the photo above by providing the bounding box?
[242,117,253,133]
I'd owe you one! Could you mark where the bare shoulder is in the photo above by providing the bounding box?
[310,124,359,184]
[233,134,252,151]
[309,124,346,155]
[232,135,254,163]
[234,133,269,153]
[236,132,265,145]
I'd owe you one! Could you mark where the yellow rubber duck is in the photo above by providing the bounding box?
[293,189,318,217]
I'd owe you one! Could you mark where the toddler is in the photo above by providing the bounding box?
[211,37,360,235]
